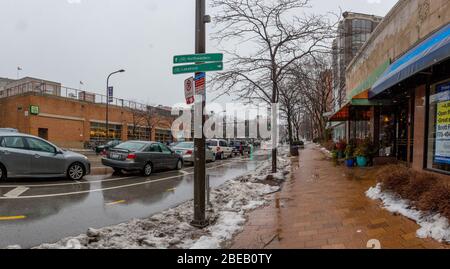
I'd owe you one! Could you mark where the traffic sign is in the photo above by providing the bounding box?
[184,77,195,105]
[173,53,223,64]
[173,62,223,75]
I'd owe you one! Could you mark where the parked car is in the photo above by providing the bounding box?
[101,141,183,176]
[172,142,216,164]
[206,139,233,160]
[230,140,251,156]
[0,128,19,133]
[95,140,121,154]
[0,132,90,181]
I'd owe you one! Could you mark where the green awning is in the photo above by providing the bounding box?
[350,99,392,106]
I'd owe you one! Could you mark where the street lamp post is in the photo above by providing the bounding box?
[106,69,125,143]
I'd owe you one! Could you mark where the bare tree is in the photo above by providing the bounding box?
[212,0,335,172]
[290,55,334,142]
[129,108,146,140]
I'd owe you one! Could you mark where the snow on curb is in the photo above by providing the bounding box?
[366,184,450,243]
[33,149,291,249]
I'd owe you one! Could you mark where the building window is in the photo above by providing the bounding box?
[127,125,151,141]
[89,122,122,144]
[426,80,450,173]
[155,129,172,143]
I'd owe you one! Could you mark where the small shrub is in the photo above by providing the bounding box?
[378,165,412,194]
[401,172,438,201]
[417,183,450,220]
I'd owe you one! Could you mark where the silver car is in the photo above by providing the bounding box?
[0,132,91,181]
[172,142,216,164]
[101,141,184,176]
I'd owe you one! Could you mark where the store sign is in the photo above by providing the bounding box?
[29,105,39,115]
[434,81,450,164]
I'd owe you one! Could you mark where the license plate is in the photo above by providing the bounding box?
[110,153,121,159]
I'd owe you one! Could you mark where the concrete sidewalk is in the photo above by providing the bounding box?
[231,145,449,249]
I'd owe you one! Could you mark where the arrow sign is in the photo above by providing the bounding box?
[174,53,223,64]
[173,62,223,75]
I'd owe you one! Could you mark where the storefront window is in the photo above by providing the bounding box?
[127,125,150,141]
[427,80,450,173]
[89,122,122,144]
[155,129,172,143]
[379,112,396,157]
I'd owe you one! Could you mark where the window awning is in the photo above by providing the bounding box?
[370,23,450,98]
[328,90,392,122]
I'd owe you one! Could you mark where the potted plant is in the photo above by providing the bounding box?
[354,143,369,167]
[336,140,347,159]
[331,149,338,161]
[344,144,355,168]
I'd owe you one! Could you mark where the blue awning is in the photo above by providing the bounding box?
[370,23,450,98]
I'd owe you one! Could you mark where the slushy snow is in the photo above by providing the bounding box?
[33,148,291,249]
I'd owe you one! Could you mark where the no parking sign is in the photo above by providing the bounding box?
[184,77,195,105]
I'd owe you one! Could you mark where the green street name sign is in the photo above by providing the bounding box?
[173,53,223,64]
[173,62,223,75]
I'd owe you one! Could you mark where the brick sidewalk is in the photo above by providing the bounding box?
[231,145,449,249]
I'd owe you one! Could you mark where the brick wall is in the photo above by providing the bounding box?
[0,93,175,148]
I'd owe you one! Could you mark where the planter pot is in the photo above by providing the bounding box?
[356,156,368,167]
[345,159,355,168]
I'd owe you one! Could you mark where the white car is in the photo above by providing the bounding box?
[206,139,233,160]
[172,142,216,164]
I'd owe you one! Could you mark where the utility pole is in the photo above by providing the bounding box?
[191,0,208,228]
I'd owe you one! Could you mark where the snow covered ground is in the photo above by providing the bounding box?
[366,184,450,243]
[31,149,291,249]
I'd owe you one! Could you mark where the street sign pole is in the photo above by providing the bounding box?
[191,0,208,228]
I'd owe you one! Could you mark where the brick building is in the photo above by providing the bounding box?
[330,0,450,176]
[0,77,176,148]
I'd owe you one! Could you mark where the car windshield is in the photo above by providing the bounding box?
[175,142,194,149]
[115,142,147,151]
[206,141,216,147]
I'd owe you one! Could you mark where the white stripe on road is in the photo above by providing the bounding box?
[0,160,239,189]
[3,186,30,198]
[0,160,241,199]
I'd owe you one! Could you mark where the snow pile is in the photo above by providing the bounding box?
[366,184,450,243]
[33,153,291,250]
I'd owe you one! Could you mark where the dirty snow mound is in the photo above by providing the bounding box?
[366,184,450,243]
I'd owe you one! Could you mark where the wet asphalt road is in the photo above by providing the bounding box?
[0,154,269,248]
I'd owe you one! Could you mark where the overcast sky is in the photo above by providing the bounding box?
[0,0,397,107]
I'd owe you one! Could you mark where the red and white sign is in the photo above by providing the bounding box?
[184,77,195,105]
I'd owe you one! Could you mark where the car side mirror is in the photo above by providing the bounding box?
[56,149,64,155]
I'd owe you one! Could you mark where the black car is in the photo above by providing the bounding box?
[95,140,122,154]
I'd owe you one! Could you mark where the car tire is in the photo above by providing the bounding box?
[0,164,7,181]
[67,162,85,181]
[175,159,183,170]
[142,163,153,177]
